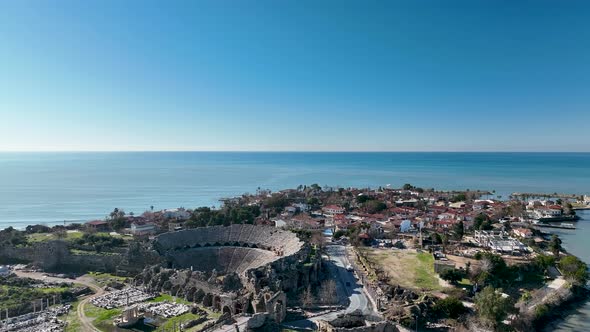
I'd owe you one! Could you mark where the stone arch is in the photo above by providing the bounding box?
[234,302,243,314]
[203,293,213,307]
[213,295,222,311]
[222,305,232,315]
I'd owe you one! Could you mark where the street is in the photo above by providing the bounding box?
[282,243,377,330]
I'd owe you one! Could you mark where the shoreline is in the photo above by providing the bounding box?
[541,288,590,331]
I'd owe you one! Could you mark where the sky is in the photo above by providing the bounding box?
[1,0,589,152]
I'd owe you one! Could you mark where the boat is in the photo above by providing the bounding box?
[535,223,576,230]
[538,215,581,222]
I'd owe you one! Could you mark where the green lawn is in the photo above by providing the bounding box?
[158,312,204,331]
[414,252,441,290]
[62,300,81,332]
[359,248,442,291]
[87,272,128,287]
[27,231,83,243]
[85,303,123,331]
[149,294,191,305]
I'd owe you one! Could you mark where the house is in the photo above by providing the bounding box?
[513,228,533,239]
[284,206,298,214]
[322,205,345,215]
[130,222,157,236]
[162,208,191,220]
[169,221,185,232]
[86,220,109,232]
[293,203,310,212]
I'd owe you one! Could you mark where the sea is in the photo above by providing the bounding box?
[1,151,589,329]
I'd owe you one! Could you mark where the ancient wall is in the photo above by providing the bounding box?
[0,241,159,275]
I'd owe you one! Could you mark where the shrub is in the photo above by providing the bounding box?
[434,296,467,319]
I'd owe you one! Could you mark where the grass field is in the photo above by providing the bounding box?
[87,272,128,287]
[27,231,84,243]
[358,248,442,291]
[85,303,123,331]
[62,300,81,332]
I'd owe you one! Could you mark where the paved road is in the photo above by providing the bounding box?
[14,271,104,332]
[283,244,376,330]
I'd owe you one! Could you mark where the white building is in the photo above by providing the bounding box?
[322,205,345,215]
[131,222,157,236]
[162,208,190,220]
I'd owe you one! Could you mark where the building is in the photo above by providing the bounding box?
[130,222,157,236]
[86,220,110,232]
[322,205,345,215]
[162,208,191,220]
[169,221,185,232]
[513,228,533,239]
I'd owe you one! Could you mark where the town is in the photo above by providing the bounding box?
[0,184,588,332]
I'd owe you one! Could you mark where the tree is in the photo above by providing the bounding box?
[300,286,314,308]
[109,208,126,230]
[363,200,387,214]
[319,279,338,304]
[534,254,556,275]
[474,286,514,329]
[549,234,562,258]
[453,220,464,241]
[474,213,489,230]
[333,230,345,239]
[440,269,463,285]
[430,232,442,244]
[559,255,589,286]
[402,183,414,190]
[434,296,467,319]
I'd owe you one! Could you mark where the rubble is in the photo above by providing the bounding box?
[90,287,154,309]
[136,301,190,318]
[0,305,70,332]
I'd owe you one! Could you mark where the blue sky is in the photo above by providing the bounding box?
[1,1,589,152]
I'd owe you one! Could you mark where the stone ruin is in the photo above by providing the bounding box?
[317,310,397,332]
[136,225,321,326]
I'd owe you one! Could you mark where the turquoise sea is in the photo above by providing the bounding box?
[1,152,589,228]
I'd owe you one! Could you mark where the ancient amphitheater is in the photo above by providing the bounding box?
[154,224,304,275]
[137,225,322,328]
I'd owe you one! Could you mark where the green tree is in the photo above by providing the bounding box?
[559,255,589,286]
[453,220,464,241]
[474,213,489,230]
[434,296,467,319]
[474,286,514,329]
[440,269,463,285]
[363,200,387,214]
[108,208,126,230]
[430,232,442,244]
